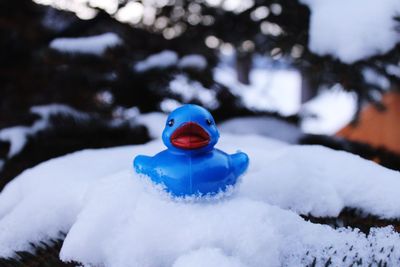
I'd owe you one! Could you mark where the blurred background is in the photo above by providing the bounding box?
[1,0,400,188]
[1,0,400,265]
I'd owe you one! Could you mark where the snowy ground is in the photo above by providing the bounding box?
[1,133,400,266]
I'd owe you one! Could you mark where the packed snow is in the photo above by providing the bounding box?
[0,104,90,158]
[301,0,400,63]
[49,33,122,55]
[1,133,400,266]
[134,51,207,72]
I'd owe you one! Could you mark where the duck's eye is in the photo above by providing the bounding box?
[206,119,213,126]
[167,119,174,127]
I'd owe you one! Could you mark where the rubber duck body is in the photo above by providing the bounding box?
[134,104,249,196]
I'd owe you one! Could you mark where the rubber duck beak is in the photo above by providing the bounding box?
[170,122,210,149]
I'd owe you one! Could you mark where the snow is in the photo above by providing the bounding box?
[172,248,247,267]
[363,68,391,89]
[134,51,207,72]
[135,112,167,138]
[134,50,179,72]
[49,33,122,55]
[301,0,400,63]
[219,117,303,144]
[214,64,301,116]
[178,54,207,70]
[1,133,400,265]
[0,127,31,158]
[386,64,400,78]
[169,75,219,109]
[0,104,90,158]
[301,85,357,134]
[160,98,183,113]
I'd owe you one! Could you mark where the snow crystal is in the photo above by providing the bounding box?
[169,75,219,109]
[301,85,357,134]
[219,117,303,144]
[214,64,301,116]
[49,33,122,55]
[301,0,400,63]
[1,134,400,266]
[134,50,179,72]
[178,54,207,70]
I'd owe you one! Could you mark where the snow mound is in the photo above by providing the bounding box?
[1,134,400,266]
[49,33,122,55]
[301,0,400,63]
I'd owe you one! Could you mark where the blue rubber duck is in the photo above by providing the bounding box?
[134,104,249,196]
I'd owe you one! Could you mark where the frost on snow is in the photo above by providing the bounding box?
[301,0,400,63]
[49,33,122,55]
[1,134,400,266]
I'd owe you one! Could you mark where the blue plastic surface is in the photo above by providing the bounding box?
[134,104,249,196]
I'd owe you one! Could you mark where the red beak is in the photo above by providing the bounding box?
[170,122,210,150]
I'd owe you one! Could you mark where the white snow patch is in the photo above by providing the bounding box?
[301,0,400,63]
[1,134,400,265]
[50,33,122,55]
[301,85,357,134]
[135,112,167,139]
[134,50,179,72]
[386,64,400,77]
[0,127,31,158]
[214,65,301,116]
[160,98,183,113]
[172,248,247,267]
[134,52,207,72]
[0,104,90,158]
[362,68,390,89]
[219,117,303,144]
[178,54,207,70]
[169,75,219,109]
